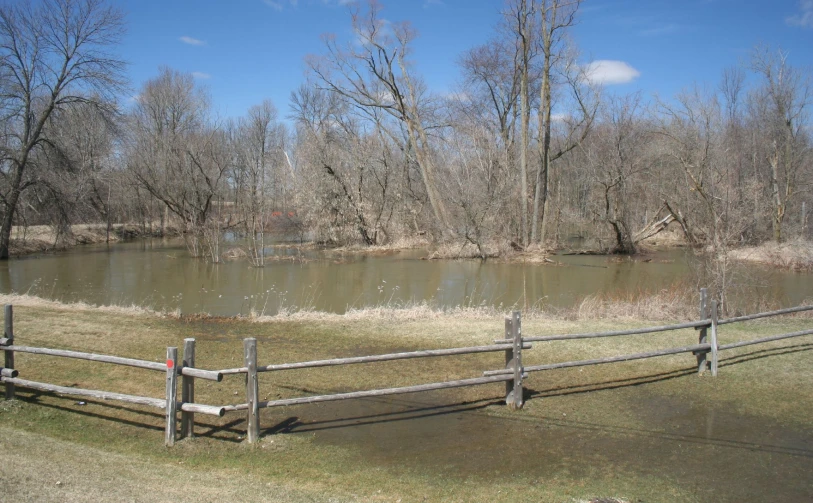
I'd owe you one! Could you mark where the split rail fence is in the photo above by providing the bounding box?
[2,288,812,446]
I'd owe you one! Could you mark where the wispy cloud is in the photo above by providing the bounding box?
[264,0,303,10]
[640,23,680,36]
[264,0,283,11]
[583,60,641,85]
[191,72,211,80]
[786,0,813,28]
[179,36,206,46]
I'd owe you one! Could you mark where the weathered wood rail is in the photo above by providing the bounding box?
[0,305,226,446]
[1,289,812,445]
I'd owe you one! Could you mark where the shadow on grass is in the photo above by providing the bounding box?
[12,391,245,442]
[8,342,813,452]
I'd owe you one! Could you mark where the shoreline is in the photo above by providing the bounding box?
[7,223,811,273]
[8,223,180,256]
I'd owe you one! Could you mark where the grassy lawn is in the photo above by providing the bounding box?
[1,294,812,502]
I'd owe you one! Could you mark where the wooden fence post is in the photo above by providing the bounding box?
[504,316,513,402]
[504,311,523,410]
[181,338,195,439]
[244,338,260,443]
[710,300,719,377]
[696,288,708,375]
[165,347,178,446]
[4,305,14,400]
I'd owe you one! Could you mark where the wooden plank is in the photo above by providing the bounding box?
[718,304,813,325]
[4,305,14,400]
[257,375,515,409]
[165,347,178,447]
[710,300,719,377]
[485,343,712,375]
[520,319,711,343]
[718,329,813,350]
[181,338,195,439]
[697,288,708,374]
[244,338,259,443]
[4,345,165,372]
[0,377,165,408]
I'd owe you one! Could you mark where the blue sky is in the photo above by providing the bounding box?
[114,0,813,119]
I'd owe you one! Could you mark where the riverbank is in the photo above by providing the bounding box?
[1,296,812,502]
[8,223,180,256]
[729,239,813,271]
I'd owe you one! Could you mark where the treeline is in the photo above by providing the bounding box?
[1,0,811,262]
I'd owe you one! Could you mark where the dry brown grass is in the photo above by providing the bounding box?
[572,286,697,321]
[730,239,813,271]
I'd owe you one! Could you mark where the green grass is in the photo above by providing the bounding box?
[1,297,812,502]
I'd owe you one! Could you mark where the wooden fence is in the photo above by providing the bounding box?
[2,288,812,446]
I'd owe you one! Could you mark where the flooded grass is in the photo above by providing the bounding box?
[1,299,812,502]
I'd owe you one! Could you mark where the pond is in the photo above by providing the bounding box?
[0,237,811,316]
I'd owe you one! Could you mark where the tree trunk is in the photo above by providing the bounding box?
[0,173,23,260]
[531,51,552,244]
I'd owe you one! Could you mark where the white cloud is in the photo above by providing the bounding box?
[787,0,813,28]
[583,60,641,85]
[192,72,211,80]
[179,36,205,46]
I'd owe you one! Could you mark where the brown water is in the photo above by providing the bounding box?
[0,238,811,316]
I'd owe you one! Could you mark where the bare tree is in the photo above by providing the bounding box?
[503,0,535,247]
[233,100,284,266]
[306,0,455,239]
[531,0,596,245]
[127,68,229,261]
[583,94,647,254]
[749,47,812,243]
[0,0,126,259]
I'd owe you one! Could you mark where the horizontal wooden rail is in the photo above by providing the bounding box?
[718,305,813,325]
[1,377,226,416]
[718,329,813,351]
[221,374,519,412]
[3,344,221,381]
[485,343,711,375]
[4,345,166,371]
[180,367,223,382]
[218,343,532,375]
[519,320,711,343]
[2,377,165,408]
